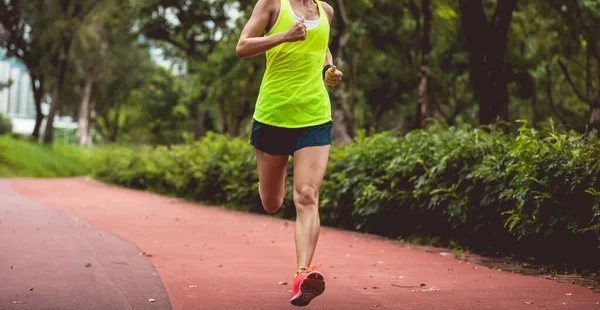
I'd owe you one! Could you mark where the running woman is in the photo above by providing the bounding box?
[236,0,343,306]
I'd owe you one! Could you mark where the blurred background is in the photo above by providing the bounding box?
[0,0,599,145]
[1,0,600,277]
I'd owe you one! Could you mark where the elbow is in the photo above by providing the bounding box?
[236,42,247,59]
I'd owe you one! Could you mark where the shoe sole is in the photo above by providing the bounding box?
[290,275,325,307]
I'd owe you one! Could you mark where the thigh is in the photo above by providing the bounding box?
[255,148,289,200]
[293,145,330,195]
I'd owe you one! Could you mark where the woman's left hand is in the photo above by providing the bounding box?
[325,66,343,87]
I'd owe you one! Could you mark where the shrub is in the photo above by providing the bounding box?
[93,133,264,209]
[92,123,600,271]
[0,114,12,135]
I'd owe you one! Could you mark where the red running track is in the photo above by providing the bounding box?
[2,178,599,309]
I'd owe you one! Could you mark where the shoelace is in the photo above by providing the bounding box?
[295,263,322,276]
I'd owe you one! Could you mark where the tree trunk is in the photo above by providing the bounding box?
[30,73,44,140]
[330,93,352,144]
[234,77,253,136]
[446,77,466,126]
[218,101,228,134]
[347,36,362,133]
[43,83,61,144]
[88,99,95,146]
[43,40,70,145]
[194,98,206,140]
[76,75,95,147]
[415,0,432,129]
[589,96,600,133]
[531,84,538,127]
[459,0,517,127]
[545,65,568,125]
[109,102,121,142]
[233,116,243,137]
[396,113,411,135]
[6,79,11,114]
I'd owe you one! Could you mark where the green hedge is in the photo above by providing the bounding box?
[0,114,12,135]
[92,123,600,270]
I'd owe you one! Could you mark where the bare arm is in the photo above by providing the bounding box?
[322,2,334,65]
[321,2,343,86]
[325,48,333,66]
[236,0,306,59]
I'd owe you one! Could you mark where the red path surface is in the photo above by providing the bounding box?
[3,178,599,309]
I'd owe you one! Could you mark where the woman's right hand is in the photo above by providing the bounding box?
[237,0,307,59]
[284,19,307,42]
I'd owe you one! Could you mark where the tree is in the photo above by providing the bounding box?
[69,2,137,146]
[39,0,106,144]
[427,1,472,126]
[4,0,597,145]
[137,0,239,139]
[551,0,600,132]
[96,65,187,144]
[414,0,432,129]
[399,0,435,129]
[327,0,353,144]
[0,0,47,139]
[196,23,262,137]
[93,30,154,143]
[459,0,518,126]
[72,17,109,146]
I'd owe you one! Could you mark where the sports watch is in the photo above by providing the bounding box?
[323,64,334,79]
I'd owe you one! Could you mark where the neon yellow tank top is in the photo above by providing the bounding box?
[253,0,331,128]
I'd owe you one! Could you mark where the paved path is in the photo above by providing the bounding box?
[0,180,170,310]
[2,178,599,309]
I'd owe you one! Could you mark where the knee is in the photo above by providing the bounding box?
[294,184,319,211]
[262,196,283,214]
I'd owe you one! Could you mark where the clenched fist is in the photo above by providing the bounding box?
[284,19,307,42]
[325,65,343,87]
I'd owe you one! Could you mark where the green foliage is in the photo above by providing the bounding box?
[100,65,193,145]
[93,123,600,269]
[0,135,95,177]
[93,132,262,209]
[4,0,600,144]
[0,114,12,135]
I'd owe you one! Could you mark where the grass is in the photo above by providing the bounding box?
[0,135,95,178]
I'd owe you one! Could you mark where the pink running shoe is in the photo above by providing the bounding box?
[290,264,325,307]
